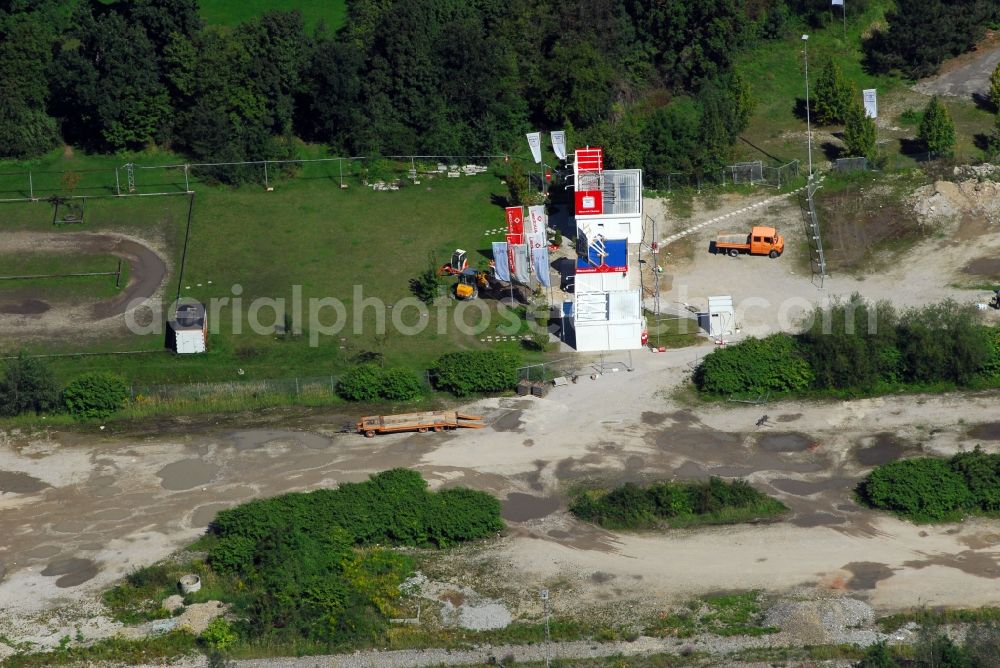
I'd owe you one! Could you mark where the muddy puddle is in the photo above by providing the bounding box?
[157,459,220,491]
[856,433,908,466]
[0,298,51,315]
[0,471,49,494]
[843,561,895,590]
[968,422,1000,441]
[757,432,814,452]
[41,557,98,588]
[502,493,560,522]
[492,410,524,432]
[225,429,331,451]
[963,257,1000,278]
[641,412,666,426]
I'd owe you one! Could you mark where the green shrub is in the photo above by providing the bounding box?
[693,334,813,396]
[336,364,384,402]
[336,365,422,402]
[207,536,257,575]
[432,350,521,396]
[62,371,128,419]
[950,447,1000,512]
[378,368,422,401]
[0,352,60,416]
[859,458,973,522]
[199,617,237,650]
[570,478,785,530]
[204,470,500,649]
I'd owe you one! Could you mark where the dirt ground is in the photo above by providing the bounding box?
[649,180,1000,336]
[3,183,1000,659]
[0,231,168,339]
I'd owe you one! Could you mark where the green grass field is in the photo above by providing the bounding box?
[0,253,127,301]
[0,146,543,386]
[199,0,346,32]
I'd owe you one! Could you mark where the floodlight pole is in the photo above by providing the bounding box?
[802,35,814,181]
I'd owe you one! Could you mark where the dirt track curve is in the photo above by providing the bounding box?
[0,231,167,322]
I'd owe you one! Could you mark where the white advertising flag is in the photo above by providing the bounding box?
[862,89,877,119]
[527,205,547,236]
[526,132,542,164]
[526,231,547,251]
[532,247,551,287]
[550,130,567,160]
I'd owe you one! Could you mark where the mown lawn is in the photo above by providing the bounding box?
[0,252,127,301]
[0,147,541,385]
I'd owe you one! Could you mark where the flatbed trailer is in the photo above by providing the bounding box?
[357,411,486,437]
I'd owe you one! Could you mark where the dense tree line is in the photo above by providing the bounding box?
[0,0,857,184]
[864,0,1000,79]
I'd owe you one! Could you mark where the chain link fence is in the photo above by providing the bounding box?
[652,159,800,192]
[0,154,514,202]
[129,375,344,402]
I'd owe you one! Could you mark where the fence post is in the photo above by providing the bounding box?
[295,377,300,397]
[115,168,120,196]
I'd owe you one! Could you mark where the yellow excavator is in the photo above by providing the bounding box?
[439,248,530,303]
[455,268,490,300]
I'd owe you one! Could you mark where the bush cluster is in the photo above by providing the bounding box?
[858,447,1000,522]
[432,350,521,396]
[206,469,502,646]
[569,478,786,530]
[695,297,999,397]
[336,364,422,402]
[0,353,60,416]
[0,354,128,420]
[692,334,813,396]
[209,470,503,568]
[63,372,128,419]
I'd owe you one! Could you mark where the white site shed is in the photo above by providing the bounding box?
[167,303,207,354]
[707,295,735,338]
[572,290,645,351]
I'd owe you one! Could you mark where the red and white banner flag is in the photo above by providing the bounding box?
[526,231,547,250]
[505,206,524,236]
[527,205,546,236]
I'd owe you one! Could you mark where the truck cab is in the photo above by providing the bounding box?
[750,226,784,257]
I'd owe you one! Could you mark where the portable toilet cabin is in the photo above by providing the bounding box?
[707,295,735,339]
[166,302,207,354]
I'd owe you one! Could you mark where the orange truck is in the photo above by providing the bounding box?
[713,226,784,258]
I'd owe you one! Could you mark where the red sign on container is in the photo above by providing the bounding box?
[574,190,604,216]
